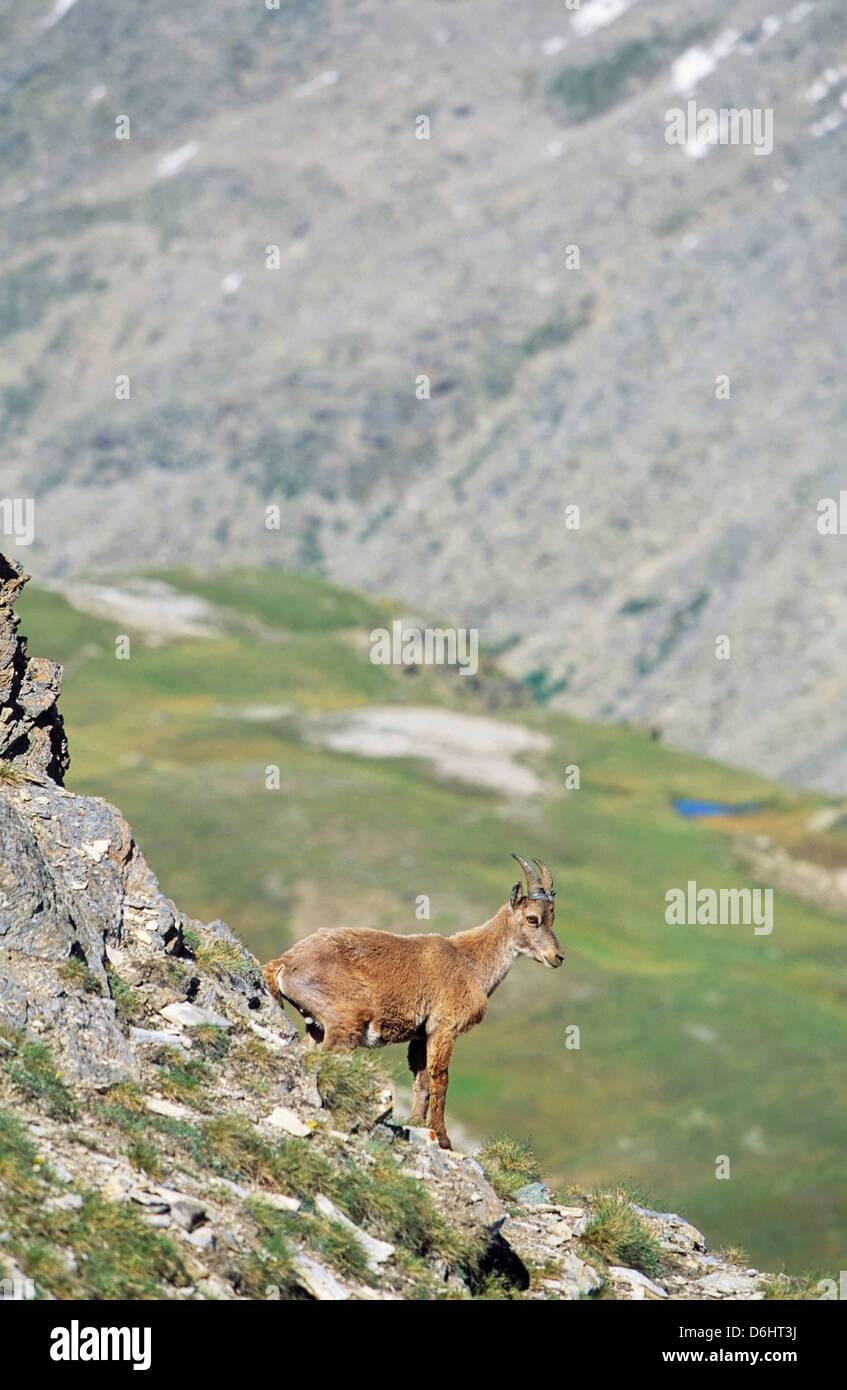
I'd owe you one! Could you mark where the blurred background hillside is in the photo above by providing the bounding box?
[2,0,846,787]
[2,0,846,1276]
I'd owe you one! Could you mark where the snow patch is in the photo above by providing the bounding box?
[293,70,339,99]
[810,109,845,137]
[59,579,221,642]
[804,67,847,103]
[42,0,80,29]
[156,142,199,179]
[305,706,551,797]
[571,0,634,40]
[671,30,740,95]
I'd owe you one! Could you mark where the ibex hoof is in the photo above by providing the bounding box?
[437,1134,453,1151]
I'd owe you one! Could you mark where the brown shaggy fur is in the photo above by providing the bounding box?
[263,856,563,1148]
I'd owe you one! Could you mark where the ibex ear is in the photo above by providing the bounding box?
[510,882,523,908]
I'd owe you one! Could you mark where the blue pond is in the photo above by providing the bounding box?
[673,798,763,819]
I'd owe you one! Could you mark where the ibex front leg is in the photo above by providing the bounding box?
[426,1029,455,1150]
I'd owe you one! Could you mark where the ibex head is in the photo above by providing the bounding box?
[509,854,563,968]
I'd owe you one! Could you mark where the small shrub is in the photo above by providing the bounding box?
[758,1272,822,1301]
[238,1202,300,1300]
[60,958,103,995]
[477,1134,542,1200]
[71,1192,186,1297]
[106,966,140,1020]
[310,1216,371,1282]
[305,1051,384,1126]
[181,929,201,957]
[5,1035,78,1120]
[127,1138,161,1178]
[0,1108,39,1191]
[105,1081,147,1114]
[195,1025,230,1060]
[194,939,260,985]
[233,1034,275,1083]
[199,1116,324,1191]
[155,1049,210,1103]
[328,1143,481,1273]
[579,1193,662,1276]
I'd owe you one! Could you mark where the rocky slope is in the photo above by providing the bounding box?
[0,555,802,1299]
[2,0,846,791]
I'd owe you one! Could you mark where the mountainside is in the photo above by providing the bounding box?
[2,0,846,790]
[2,552,814,1303]
[9,560,847,1277]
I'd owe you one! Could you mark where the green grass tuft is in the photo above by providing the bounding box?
[305,1051,385,1126]
[60,958,103,995]
[105,966,140,1021]
[127,1138,161,1178]
[4,1034,78,1121]
[195,1024,230,1060]
[477,1134,542,1200]
[0,1108,39,1192]
[579,1193,663,1277]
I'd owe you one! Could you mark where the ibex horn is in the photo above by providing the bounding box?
[511,854,542,895]
[533,858,555,896]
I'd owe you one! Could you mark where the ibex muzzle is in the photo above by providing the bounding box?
[263,854,564,1149]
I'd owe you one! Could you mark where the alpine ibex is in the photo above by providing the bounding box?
[262,854,563,1149]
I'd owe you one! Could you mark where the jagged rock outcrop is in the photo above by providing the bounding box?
[0,555,68,783]
[0,554,796,1301]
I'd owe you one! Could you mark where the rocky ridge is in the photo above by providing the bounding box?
[0,556,794,1300]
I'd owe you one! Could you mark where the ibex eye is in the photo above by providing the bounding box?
[528,915,539,925]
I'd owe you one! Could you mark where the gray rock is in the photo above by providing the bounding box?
[405,1126,438,1146]
[185,1226,216,1252]
[543,1252,604,1300]
[196,1275,233,1301]
[256,1192,300,1214]
[145,1097,194,1119]
[160,1002,233,1030]
[609,1266,668,1300]
[48,1193,83,1212]
[264,1105,311,1138]
[131,1028,191,1053]
[695,1269,763,1298]
[293,1253,350,1301]
[171,1199,207,1233]
[513,1182,551,1206]
[129,1190,169,1213]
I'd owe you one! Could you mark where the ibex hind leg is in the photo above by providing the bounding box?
[408,1034,430,1125]
[321,1018,364,1053]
